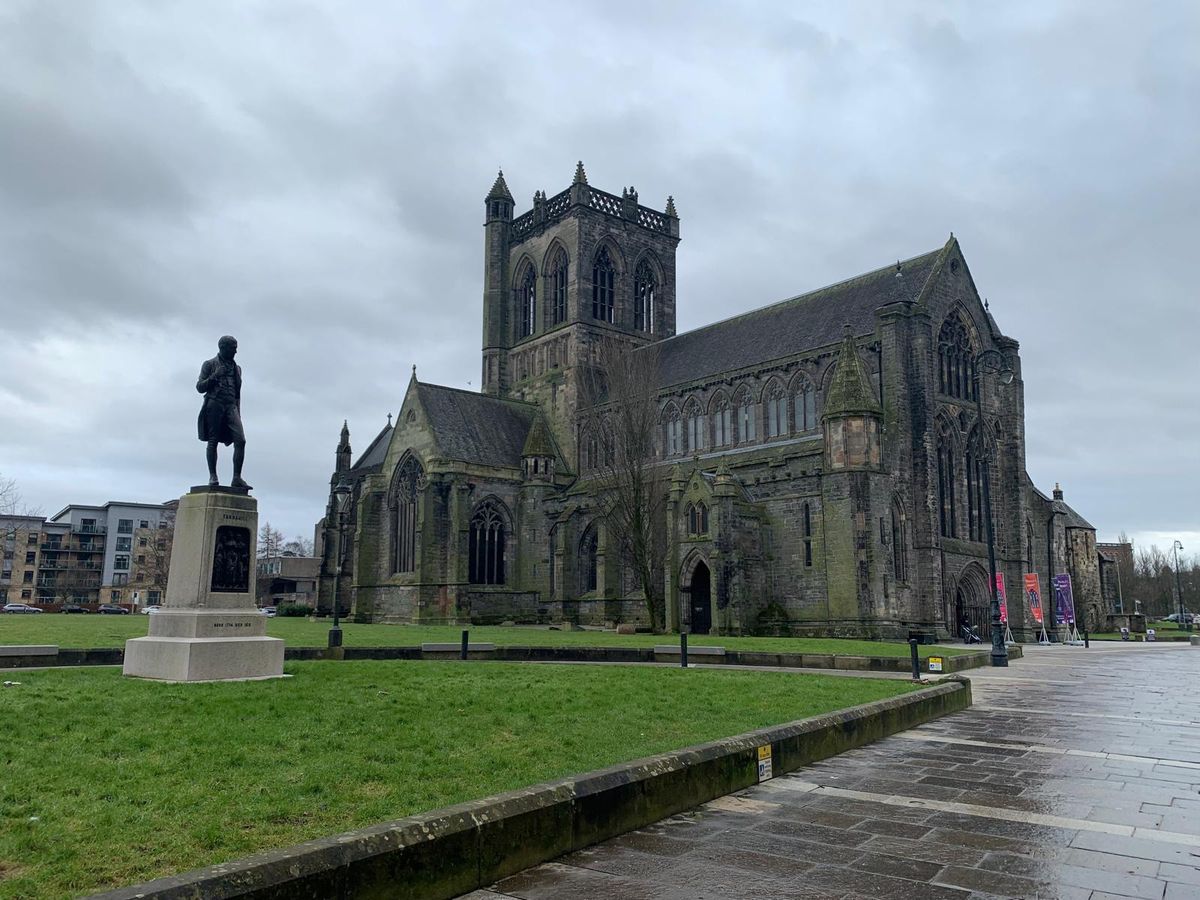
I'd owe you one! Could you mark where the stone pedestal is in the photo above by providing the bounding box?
[124,487,285,682]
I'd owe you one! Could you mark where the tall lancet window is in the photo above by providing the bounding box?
[592,246,615,323]
[633,259,655,332]
[468,500,506,585]
[391,456,422,574]
[550,249,568,325]
[517,265,536,338]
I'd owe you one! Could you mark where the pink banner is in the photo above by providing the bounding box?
[995,573,1008,624]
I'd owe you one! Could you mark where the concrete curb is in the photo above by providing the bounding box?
[89,678,970,900]
[1,644,1016,672]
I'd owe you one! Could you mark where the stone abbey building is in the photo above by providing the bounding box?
[316,164,1102,640]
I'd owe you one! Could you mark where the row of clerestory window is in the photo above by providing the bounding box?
[513,247,658,340]
[661,382,818,459]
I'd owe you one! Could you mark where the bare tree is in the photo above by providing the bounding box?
[282,535,314,556]
[258,522,284,561]
[579,337,670,632]
[142,506,176,599]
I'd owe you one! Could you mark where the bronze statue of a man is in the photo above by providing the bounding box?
[197,335,251,489]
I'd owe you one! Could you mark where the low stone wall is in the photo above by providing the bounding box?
[0,644,1018,672]
[90,679,970,900]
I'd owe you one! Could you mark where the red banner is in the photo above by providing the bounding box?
[1024,573,1043,624]
[996,574,1008,624]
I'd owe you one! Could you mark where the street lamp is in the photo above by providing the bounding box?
[1173,540,1189,633]
[329,476,352,649]
[974,348,1014,668]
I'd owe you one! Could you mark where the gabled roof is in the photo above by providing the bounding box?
[521,414,559,459]
[352,420,393,472]
[648,243,946,388]
[1026,476,1095,530]
[823,327,882,418]
[486,170,513,202]
[415,382,539,469]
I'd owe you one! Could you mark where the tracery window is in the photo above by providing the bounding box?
[468,500,506,585]
[766,383,787,438]
[938,314,976,401]
[793,378,817,432]
[517,264,536,339]
[579,428,599,473]
[734,388,756,443]
[711,395,732,447]
[663,404,682,456]
[684,399,705,454]
[550,249,568,326]
[391,456,422,574]
[591,246,615,323]
[580,524,598,593]
[633,259,655,332]
[937,424,958,538]
[891,499,908,582]
[687,502,709,536]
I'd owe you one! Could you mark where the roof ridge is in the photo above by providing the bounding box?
[351,420,394,470]
[647,246,941,352]
[417,381,540,409]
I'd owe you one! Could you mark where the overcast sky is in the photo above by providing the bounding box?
[1,1,1196,555]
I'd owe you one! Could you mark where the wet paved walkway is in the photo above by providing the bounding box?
[463,643,1200,899]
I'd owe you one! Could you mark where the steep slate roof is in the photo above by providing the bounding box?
[1027,477,1095,530]
[521,415,559,459]
[416,382,538,469]
[352,421,393,472]
[649,245,943,389]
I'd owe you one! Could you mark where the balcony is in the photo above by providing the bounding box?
[74,545,103,554]
[40,543,65,552]
[76,525,107,534]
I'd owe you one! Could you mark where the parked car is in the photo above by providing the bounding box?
[2,603,43,614]
[140,605,162,614]
[260,607,277,617]
[97,604,131,615]
[61,604,90,614]
[1163,612,1194,624]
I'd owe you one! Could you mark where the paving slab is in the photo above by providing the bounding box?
[474,643,1200,898]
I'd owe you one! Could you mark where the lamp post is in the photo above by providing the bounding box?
[974,348,1014,667]
[329,477,352,649]
[1173,540,1189,632]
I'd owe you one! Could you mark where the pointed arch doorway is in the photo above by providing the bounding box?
[689,560,712,635]
[954,571,990,640]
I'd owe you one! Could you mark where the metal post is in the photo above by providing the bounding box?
[977,377,1008,668]
[461,629,469,660]
[909,638,921,680]
[1174,541,1190,632]
[680,631,688,668]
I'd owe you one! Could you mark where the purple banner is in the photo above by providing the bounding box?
[1053,573,1075,626]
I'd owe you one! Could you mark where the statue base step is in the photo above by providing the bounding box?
[124,633,285,682]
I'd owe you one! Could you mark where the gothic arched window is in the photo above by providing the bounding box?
[734,387,756,443]
[710,394,731,447]
[938,314,976,401]
[684,398,705,454]
[793,378,817,432]
[766,382,787,438]
[516,264,536,339]
[468,500,506,585]
[550,248,568,326]
[688,502,709,536]
[937,423,958,538]
[633,259,655,332]
[663,403,682,457]
[391,456,423,574]
[580,524,598,593]
[579,427,599,473]
[891,499,908,582]
[591,246,615,323]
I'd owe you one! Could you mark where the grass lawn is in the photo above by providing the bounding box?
[0,615,972,657]
[0,661,917,899]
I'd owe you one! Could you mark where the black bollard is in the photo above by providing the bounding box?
[1083,629,1089,649]
[909,638,921,681]
[461,629,469,660]
[681,631,688,668]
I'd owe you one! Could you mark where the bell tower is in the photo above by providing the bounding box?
[479,162,681,467]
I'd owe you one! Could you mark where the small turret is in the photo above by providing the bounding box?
[336,420,351,474]
[823,326,882,471]
[1053,482,1064,501]
[485,169,513,222]
[521,416,557,481]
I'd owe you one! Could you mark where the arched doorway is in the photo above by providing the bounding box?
[954,572,990,641]
[690,560,712,635]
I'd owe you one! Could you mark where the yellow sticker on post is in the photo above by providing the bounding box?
[927,656,944,673]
